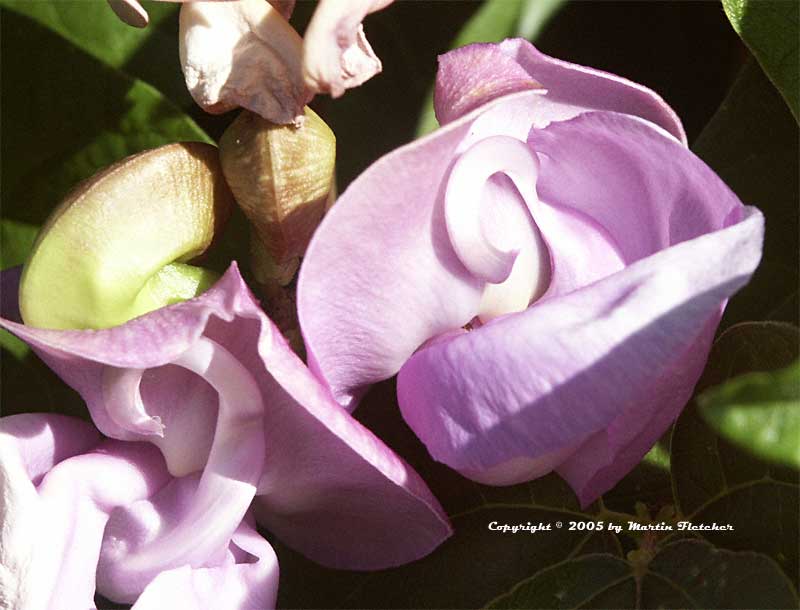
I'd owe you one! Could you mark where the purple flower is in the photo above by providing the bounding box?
[0,264,450,608]
[296,40,765,506]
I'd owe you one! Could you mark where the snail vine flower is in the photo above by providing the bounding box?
[0,138,449,607]
[296,40,765,506]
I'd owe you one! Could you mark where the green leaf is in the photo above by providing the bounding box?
[671,322,800,585]
[0,0,174,68]
[449,0,528,46]
[693,60,799,326]
[0,347,89,419]
[722,0,799,121]
[0,220,39,359]
[0,0,190,108]
[415,0,565,136]
[600,454,674,517]
[642,540,798,609]
[486,553,633,609]
[517,0,567,40]
[699,360,800,468]
[0,9,211,229]
[0,330,28,361]
[0,219,38,269]
[486,540,798,609]
[446,0,564,48]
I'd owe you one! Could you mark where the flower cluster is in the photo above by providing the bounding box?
[296,39,763,505]
[1,5,764,608]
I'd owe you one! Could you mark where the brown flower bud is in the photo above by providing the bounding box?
[219,106,336,286]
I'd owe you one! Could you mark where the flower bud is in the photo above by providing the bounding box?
[219,106,336,286]
[19,143,234,330]
[219,106,335,353]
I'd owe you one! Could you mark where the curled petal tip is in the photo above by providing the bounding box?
[435,43,542,125]
[436,39,685,142]
[150,418,165,437]
[107,0,149,28]
[128,520,279,610]
[302,0,390,96]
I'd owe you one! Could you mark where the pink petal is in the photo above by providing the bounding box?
[555,315,720,506]
[435,39,686,143]
[529,113,736,263]
[252,321,452,569]
[179,0,311,124]
[299,95,519,408]
[302,0,394,97]
[1,264,451,571]
[0,266,269,484]
[131,518,279,610]
[434,43,542,126]
[399,207,761,497]
[98,476,274,606]
[394,114,764,506]
[0,414,102,608]
[297,91,621,407]
[97,337,265,600]
[443,133,625,312]
[0,422,170,610]
[0,413,101,484]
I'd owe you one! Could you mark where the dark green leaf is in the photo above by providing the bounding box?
[415,0,565,136]
[486,540,798,609]
[0,9,211,229]
[642,540,798,609]
[699,360,800,468]
[693,59,799,326]
[1,0,175,68]
[722,0,799,121]
[0,220,38,269]
[485,553,632,609]
[0,220,38,359]
[0,0,190,108]
[600,457,674,518]
[0,349,89,419]
[671,322,800,584]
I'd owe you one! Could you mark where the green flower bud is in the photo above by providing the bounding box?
[19,143,234,329]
